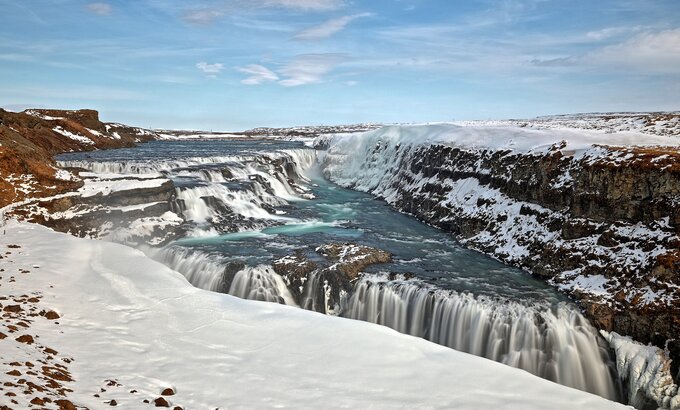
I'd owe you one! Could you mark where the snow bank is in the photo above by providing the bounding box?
[0,221,627,409]
[329,123,678,158]
[77,177,170,197]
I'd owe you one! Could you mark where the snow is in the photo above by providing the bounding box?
[0,220,628,409]
[328,123,679,158]
[54,169,75,181]
[77,177,169,198]
[52,126,95,145]
[24,110,64,121]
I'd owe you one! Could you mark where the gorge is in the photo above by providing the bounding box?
[2,109,680,409]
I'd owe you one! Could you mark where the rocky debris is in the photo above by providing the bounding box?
[155,396,170,407]
[0,273,77,407]
[161,387,175,396]
[273,243,391,314]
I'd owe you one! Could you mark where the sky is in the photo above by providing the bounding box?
[1,0,679,130]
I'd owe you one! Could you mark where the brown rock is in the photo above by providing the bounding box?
[161,388,175,396]
[154,397,170,407]
[45,310,60,320]
[15,334,34,344]
[30,397,45,405]
[3,304,21,313]
[54,399,77,410]
[6,370,21,376]
[108,399,118,406]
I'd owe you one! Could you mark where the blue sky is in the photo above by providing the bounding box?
[1,0,679,130]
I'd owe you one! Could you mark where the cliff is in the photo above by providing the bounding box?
[0,108,159,207]
[322,122,680,380]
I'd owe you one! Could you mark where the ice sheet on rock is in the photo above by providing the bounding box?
[602,331,679,409]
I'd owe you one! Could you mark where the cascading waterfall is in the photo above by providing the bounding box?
[343,275,620,400]
[149,246,230,291]
[229,265,298,306]
[150,247,296,306]
[62,149,319,236]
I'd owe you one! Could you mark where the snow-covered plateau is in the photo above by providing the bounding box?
[0,221,629,409]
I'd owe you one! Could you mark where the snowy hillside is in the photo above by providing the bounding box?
[0,221,629,409]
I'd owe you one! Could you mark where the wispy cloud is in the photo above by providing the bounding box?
[237,64,279,84]
[85,2,112,16]
[278,53,347,86]
[585,26,647,41]
[293,12,372,40]
[196,62,225,77]
[183,0,345,25]
[588,28,680,73]
[184,9,225,25]
[263,0,344,11]
[236,54,347,86]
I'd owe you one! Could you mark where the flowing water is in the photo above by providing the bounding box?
[57,139,622,402]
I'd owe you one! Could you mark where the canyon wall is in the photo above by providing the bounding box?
[322,125,680,380]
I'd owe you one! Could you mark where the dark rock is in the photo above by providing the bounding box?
[45,310,60,320]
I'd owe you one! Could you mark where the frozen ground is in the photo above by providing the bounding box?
[0,221,628,409]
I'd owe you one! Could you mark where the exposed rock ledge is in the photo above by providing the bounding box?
[322,124,680,384]
[273,243,391,313]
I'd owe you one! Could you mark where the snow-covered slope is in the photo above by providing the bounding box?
[0,221,628,409]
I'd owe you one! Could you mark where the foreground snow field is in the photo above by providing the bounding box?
[0,221,629,409]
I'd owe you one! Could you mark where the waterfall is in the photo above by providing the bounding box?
[343,275,620,401]
[149,246,229,291]
[229,265,298,306]
[150,247,296,306]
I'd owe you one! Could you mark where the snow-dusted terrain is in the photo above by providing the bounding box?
[0,221,629,409]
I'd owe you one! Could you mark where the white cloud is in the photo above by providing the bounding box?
[237,64,279,85]
[263,0,344,11]
[294,12,372,41]
[588,29,680,73]
[278,53,347,86]
[85,2,112,15]
[182,0,344,25]
[585,26,647,41]
[184,9,225,25]
[196,62,225,77]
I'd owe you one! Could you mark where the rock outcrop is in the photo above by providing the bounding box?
[0,108,159,208]
[273,243,392,313]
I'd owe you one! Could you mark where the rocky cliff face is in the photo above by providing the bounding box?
[322,125,680,382]
[0,108,159,207]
